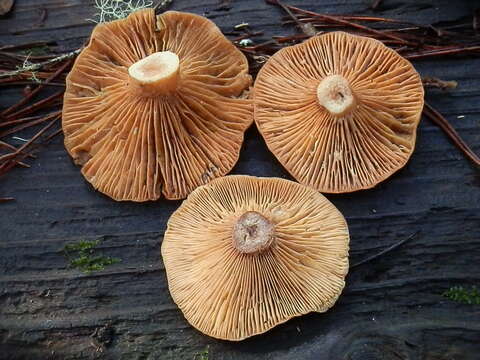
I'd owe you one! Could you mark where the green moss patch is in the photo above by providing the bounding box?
[64,239,120,274]
[443,286,480,305]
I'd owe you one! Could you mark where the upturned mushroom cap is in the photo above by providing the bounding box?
[254,31,424,193]
[62,9,252,201]
[161,175,349,341]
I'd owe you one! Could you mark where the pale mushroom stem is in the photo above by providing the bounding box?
[317,75,356,116]
[128,51,180,96]
[232,211,275,254]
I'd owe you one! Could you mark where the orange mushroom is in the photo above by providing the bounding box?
[62,9,252,201]
[161,175,350,341]
[254,31,424,193]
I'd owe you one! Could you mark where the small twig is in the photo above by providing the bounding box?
[154,0,173,13]
[371,0,383,10]
[266,0,316,36]
[423,102,480,167]
[351,232,419,269]
[422,76,458,90]
[0,48,80,80]
[234,23,250,30]
[1,57,73,117]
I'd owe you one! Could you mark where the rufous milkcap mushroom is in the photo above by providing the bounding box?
[254,31,424,193]
[161,175,349,341]
[62,9,252,201]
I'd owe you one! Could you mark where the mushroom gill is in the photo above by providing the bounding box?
[254,31,424,193]
[62,9,252,201]
[161,175,350,341]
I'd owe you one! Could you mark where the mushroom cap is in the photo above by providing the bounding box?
[254,31,424,193]
[62,9,252,201]
[161,175,349,341]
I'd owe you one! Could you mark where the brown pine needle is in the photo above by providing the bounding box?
[351,232,419,268]
[0,116,59,164]
[405,45,480,60]
[423,103,480,167]
[0,110,61,138]
[1,58,72,117]
[281,3,416,46]
[0,114,43,128]
[266,0,316,36]
[5,91,64,120]
[0,140,36,159]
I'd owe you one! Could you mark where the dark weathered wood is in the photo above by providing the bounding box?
[1,0,479,359]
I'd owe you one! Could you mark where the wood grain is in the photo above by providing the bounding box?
[1,0,479,359]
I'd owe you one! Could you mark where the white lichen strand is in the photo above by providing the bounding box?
[90,0,154,23]
[0,49,81,80]
[232,211,275,254]
[316,75,356,116]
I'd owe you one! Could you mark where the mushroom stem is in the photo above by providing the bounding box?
[128,51,180,96]
[232,211,275,254]
[316,75,356,116]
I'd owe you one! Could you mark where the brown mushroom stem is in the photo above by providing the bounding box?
[316,75,356,116]
[128,51,180,96]
[232,211,275,254]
